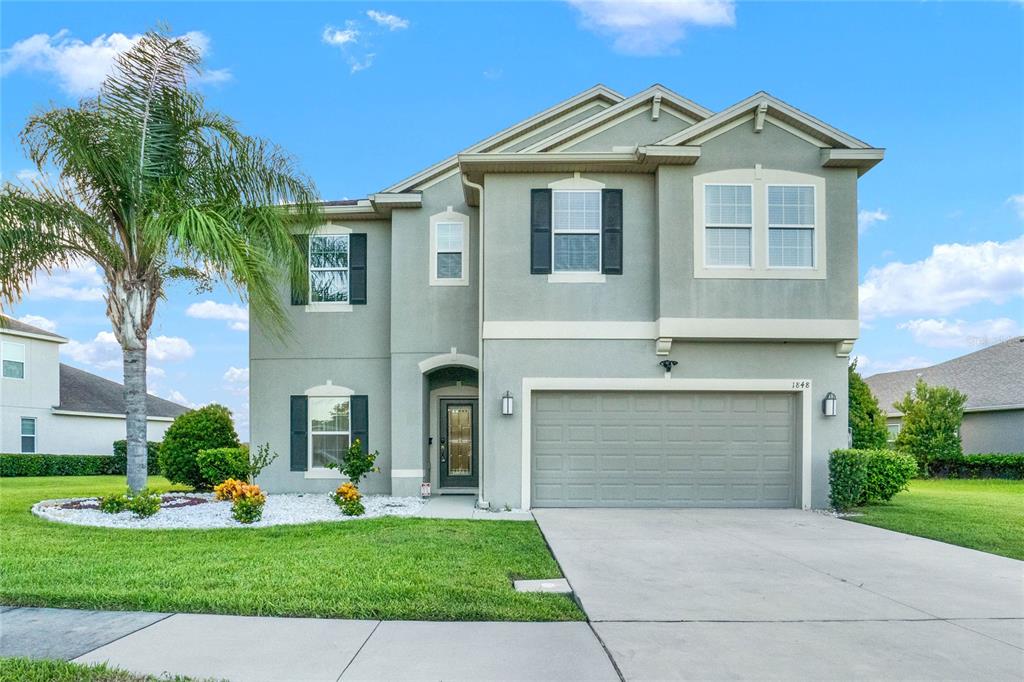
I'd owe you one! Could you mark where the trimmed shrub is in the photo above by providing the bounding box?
[863,450,918,502]
[1,454,122,477]
[112,440,162,475]
[98,492,129,513]
[197,447,250,488]
[125,489,161,518]
[929,453,1024,480]
[158,404,240,489]
[227,483,266,524]
[893,379,967,475]
[829,449,868,511]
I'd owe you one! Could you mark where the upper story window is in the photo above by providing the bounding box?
[21,417,36,453]
[2,341,25,379]
[309,234,349,303]
[693,168,826,280]
[429,208,470,286]
[552,190,601,272]
[768,185,815,268]
[704,184,753,268]
[309,395,350,470]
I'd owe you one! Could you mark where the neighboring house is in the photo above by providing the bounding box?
[251,84,884,510]
[866,338,1024,454]
[1,316,189,455]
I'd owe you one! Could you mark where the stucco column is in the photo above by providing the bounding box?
[389,354,426,497]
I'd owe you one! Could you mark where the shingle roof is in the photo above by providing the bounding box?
[58,363,190,419]
[0,315,68,342]
[865,337,1024,415]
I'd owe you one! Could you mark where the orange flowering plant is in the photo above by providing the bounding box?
[331,481,365,516]
[215,478,267,523]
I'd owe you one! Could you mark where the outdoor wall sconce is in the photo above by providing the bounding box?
[659,359,678,374]
[823,391,838,417]
[501,391,515,416]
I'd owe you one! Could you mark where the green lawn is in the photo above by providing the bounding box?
[0,476,582,621]
[0,657,202,682]
[852,478,1024,560]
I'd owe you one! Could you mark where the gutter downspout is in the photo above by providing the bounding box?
[462,174,487,510]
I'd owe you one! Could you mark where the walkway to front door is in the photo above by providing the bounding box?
[439,398,478,489]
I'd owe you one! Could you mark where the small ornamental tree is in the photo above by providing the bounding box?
[848,360,888,449]
[159,404,240,488]
[893,379,967,476]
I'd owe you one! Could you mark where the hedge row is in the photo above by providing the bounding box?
[829,448,918,512]
[1,441,162,477]
[929,453,1024,480]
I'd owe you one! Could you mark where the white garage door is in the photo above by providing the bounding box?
[531,391,798,507]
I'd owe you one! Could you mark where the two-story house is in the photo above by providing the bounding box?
[251,84,883,510]
[1,316,188,455]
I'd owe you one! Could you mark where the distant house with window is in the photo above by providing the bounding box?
[865,337,1024,454]
[1,316,189,455]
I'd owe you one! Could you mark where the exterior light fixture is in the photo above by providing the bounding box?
[501,391,514,416]
[659,359,678,374]
[823,392,838,417]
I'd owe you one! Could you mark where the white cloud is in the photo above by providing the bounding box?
[897,317,1022,349]
[63,331,194,370]
[223,366,249,395]
[858,208,888,235]
[14,168,41,184]
[30,261,105,302]
[567,0,736,55]
[858,355,934,375]
[349,54,375,73]
[859,236,1024,320]
[1,29,229,96]
[366,10,409,30]
[185,300,248,331]
[1008,194,1024,220]
[148,366,166,379]
[164,389,200,409]
[483,67,503,80]
[323,23,359,47]
[17,314,57,332]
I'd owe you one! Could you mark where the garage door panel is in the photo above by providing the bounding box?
[532,391,798,508]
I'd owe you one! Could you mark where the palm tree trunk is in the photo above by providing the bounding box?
[123,345,148,492]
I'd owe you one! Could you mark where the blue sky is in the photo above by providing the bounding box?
[2,1,1022,438]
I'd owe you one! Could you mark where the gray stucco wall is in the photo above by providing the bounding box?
[563,108,692,152]
[482,339,847,510]
[960,410,1024,453]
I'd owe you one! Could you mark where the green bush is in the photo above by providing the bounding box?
[326,438,379,486]
[893,379,967,475]
[126,489,162,518]
[158,404,240,489]
[98,492,129,513]
[1,453,122,477]
[863,450,918,502]
[231,495,265,524]
[829,449,868,511]
[848,360,888,449]
[112,440,161,475]
[929,453,1024,479]
[196,447,250,488]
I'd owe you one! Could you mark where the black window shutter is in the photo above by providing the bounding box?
[602,189,623,275]
[291,234,309,305]
[530,189,552,274]
[290,395,308,471]
[351,395,369,452]
[350,234,367,305]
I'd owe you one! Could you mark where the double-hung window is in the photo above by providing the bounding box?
[308,235,349,303]
[768,185,815,268]
[309,396,350,470]
[1,341,25,379]
[435,223,465,280]
[704,184,753,267]
[552,190,601,272]
[20,417,36,453]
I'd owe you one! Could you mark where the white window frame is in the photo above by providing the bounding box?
[693,168,826,280]
[887,422,901,444]
[1,341,26,380]
[429,208,470,286]
[551,189,602,275]
[703,183,754,269]
[305,225,354,312]
[21,417,36,453]
[304,383,355,478]
[766,184,816,269]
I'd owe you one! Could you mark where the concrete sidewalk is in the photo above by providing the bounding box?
[0,607,618,682]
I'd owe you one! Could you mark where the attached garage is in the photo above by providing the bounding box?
[530,390,800,508]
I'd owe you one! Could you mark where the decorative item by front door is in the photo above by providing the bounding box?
[439,399,478,488]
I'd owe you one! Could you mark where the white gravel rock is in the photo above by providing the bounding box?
[32,492,425,530]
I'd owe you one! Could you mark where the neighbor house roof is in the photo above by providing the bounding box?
[865,337,1024,416]
[0,316,69,343]
[57,363,191,419]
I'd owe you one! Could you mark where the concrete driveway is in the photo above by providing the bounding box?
[534,509,1024,680]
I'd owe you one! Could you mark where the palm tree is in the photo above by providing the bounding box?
[0,28,320,491]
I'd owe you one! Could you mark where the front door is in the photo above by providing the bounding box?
[439,399,478,489]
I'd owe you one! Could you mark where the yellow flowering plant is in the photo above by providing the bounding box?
[215,478,267,523]
[331,482,365,516]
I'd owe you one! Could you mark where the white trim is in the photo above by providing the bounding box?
[0,328,68,344]
[304,302,354,313]
[50,409,175,422]
[520,377,814,511]
[1,340,27,380]
[418,352,480,374]
[308,228,352,305]
[307,393,352,474]
[392,468,425,478]
[428,385,479,492]
[304,382,356,397]
[693,168,826,280]
[304,469,344,480]
[482,318,858,341]
[547,273,607,284]
[551,188,603,274]
[429,208,470,286]
[964,404,1024,414]
[483,321,656,340]
[547,173,605,191]
[20,416,36,454]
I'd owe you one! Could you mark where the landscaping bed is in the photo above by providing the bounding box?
[0,476,582,621]
[33,492,423,529]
